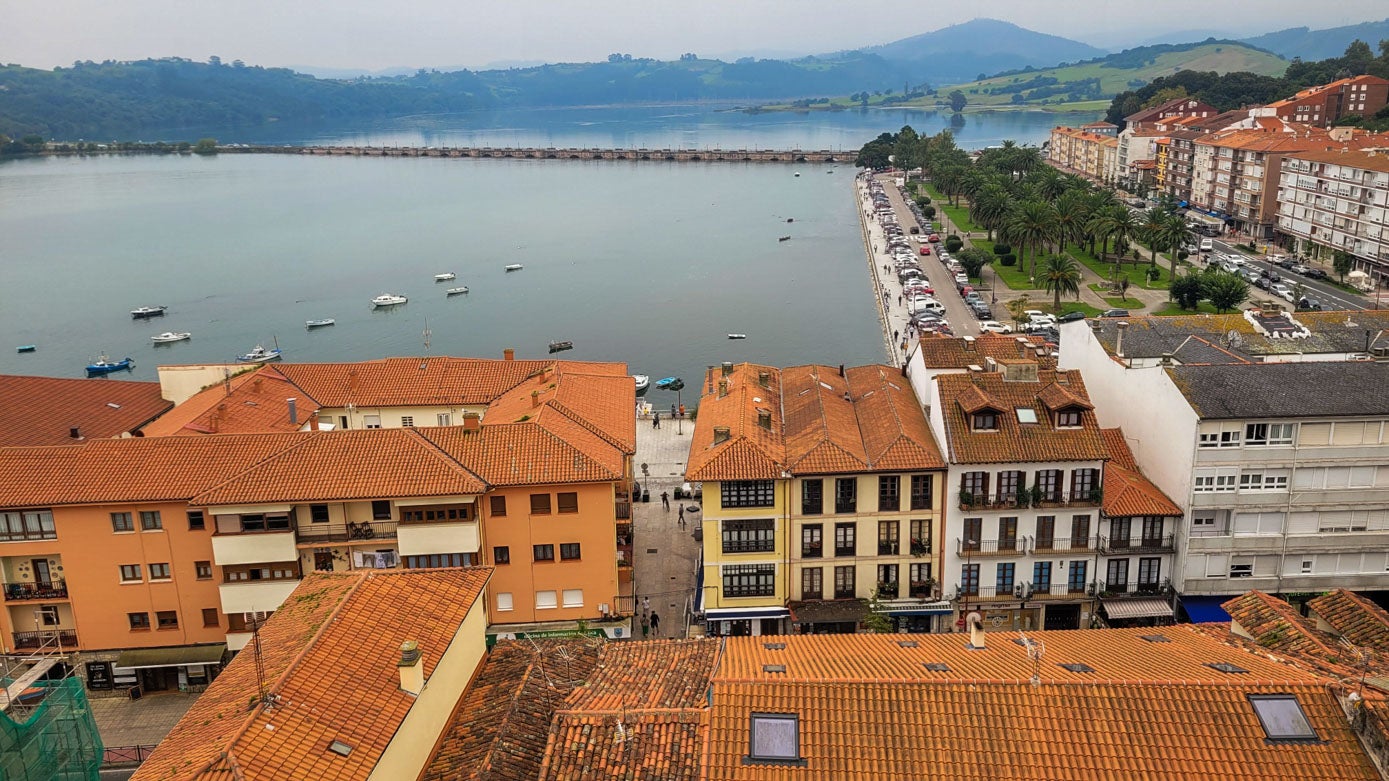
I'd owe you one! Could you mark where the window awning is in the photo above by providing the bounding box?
[115,644,226,670]
[1181,595,1233,624]
[703,607,790,621]
[1101,597,1173,621]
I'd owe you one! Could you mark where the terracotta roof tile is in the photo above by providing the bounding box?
[538,713,705,781]
[1100,428,1181,517]
[421,424,624,486]
[275,357,553,407]
[1223,591,1345,663]
[1308,589,1389,653]
[133,568,491,781]
[685,364,785,482]
[915,335,1055,369]
[155,368,307,436]
[937,370,1108,464]
[0,374,172,445]
[845,365,945,471]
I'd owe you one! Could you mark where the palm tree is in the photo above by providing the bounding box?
[1052,191,1089,253]
[1106,206,1138,265]
[1006,200,1059,285]
[1156,214,1195,289]
[972,183,1011,241]
[1141,208,1167,265]
[1041,255,1083,312]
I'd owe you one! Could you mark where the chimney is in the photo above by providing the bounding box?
[348,370,359,392]
[463,412,481,431]
[721,361,734,377]
[309,415,320,431]
[1115,321,1129,358]
[838,364,845,377]
[962,336,976,352]
[1160,353,1175,366]
[538,366,550,383]
[706,366,715,393]
[503,348,515,361]
[531,389,541,408]
[718,379,729,398]
[69,427,83,440]
[287,398,298,426]
[757,370,771,388]
[967,612,986,649]
[713,426,731,444]
[252,377,263,393]
[757,409,772,429]
[984,357,997,372]
[397,640,424,695]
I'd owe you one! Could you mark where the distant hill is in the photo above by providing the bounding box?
[852,18,1106,85]
[1242,19,1389,61]
[939,40,1286,107]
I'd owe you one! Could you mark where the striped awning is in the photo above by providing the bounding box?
[1101,597,1173,621]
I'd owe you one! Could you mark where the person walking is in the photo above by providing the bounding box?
[661,491,670,510]
[642,595,651,614]
[678,505,685,527]
[650,611,661,636]
[653,412,661,429]
[640,616,650,639]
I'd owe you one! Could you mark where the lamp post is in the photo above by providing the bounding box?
[957,537,978,631]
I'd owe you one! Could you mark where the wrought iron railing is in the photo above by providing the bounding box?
[3,580,68,600]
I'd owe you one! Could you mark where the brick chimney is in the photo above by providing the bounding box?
[397,640,423,695]
[463,412,481,431]
[503,348,515,361]
[531,389,541,408]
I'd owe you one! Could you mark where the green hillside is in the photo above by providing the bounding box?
[943,42,1286,107]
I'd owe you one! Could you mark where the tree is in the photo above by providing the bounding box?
[1204,272,1250,313]
[1040,255,1083,312]
[1333,250,1355,282]
[193,138,219,155]
[1118,277,1132,303]
[1155,213,1194,291]
[1005,200,1059,283]
[948,90,967,113]
[956,247,991,280]
[1170,275,1205,310]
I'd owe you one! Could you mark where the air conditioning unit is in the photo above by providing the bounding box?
[598,603,610,616]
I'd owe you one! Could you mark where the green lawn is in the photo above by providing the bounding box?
[1001,297,1103,320]
[921,184,982,233]
[990,260,1034,291]
[1068,243,1173,290]
[1153,301,1222,316]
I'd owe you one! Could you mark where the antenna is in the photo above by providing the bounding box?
[250,611,268,708]
[422,318,432,359]
[1019,631,1046,688]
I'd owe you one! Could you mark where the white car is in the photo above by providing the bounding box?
[1199,238,1214,252]
[1270,283,1294,300]
[910,297,945,315]
[978,320,1013,334]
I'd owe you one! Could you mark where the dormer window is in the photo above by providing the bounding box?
[1055,409,1082,428]
[972,411,998,431]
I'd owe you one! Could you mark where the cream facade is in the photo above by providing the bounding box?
[1277,150,1389,276]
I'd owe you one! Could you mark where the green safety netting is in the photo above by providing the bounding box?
[0,677,102,781]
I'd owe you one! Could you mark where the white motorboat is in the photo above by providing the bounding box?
[446,287,469,296]
[728,333,747,340]
[633,374,650,393]
[305,318,336,328]
[505,264,523,272]
[130,305,167,319]
[150,331,191,343]
[237,345,282,363]
[371,293,408,308]
[434,272,456,281]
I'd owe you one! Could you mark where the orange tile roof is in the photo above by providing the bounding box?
[1223,591,1345,663]
[420,424,624,486]
[1284,148,1389,175]
[1099,428,1182,517]
[686,364,944,481]
[422,639,601,781]
[190,428,487,505]
[0,433,306,507]
[132,568,491,781]
[484,368,636,456]
[140,368,278,436]
[915,335,1054,369]
[936,370,1108,465]
[1308,589,1389,653]
[0,374,172,446]
[275,357,553,407]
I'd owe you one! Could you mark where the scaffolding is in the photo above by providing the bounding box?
[0,629,102,781]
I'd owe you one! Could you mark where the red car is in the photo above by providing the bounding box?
[927,234,941,243]
[919,246,932,256]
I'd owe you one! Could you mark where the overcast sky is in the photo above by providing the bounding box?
[4,0,1386,72]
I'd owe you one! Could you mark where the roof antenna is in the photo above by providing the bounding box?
[1019,631,1046,689]
[250,610,269,708]
[420,318,433,369]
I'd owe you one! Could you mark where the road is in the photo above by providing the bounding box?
[1207,238,1373,312]
[877,174,981,337]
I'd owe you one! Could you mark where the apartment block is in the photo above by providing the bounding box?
[1124,96,1218,132]
[1062,319,1389,620]
[1046,125,1117,185]
[686,362,947,637]
[1277,148,1389,277]
[1267,75,1389,127]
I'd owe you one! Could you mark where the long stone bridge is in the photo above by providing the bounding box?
[225,145,854,163]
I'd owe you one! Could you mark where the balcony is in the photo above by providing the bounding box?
[212,530,297,566]
[834,545,856,557]
[397,520,477,558]
[802,542,823,559]
[876,581,900,599]
[958,490,1101,510]
[1102,580,1168,597]
[955,586,1020,603]
[297,521,398,546]
[12,630,77,649]
[1099,534,1176,554]
[1032,536,1097,553]
[0,528,56,543]
[956,537,1031,557]
[616,501,632,521]
[220,579,300,615]
[878,541,900,556]
[909,581,935,599]
[834,500,857,514]
[3,580,67,601]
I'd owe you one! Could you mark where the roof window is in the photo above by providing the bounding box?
[923,662,950,672]
[897,640,919,648]
[328,740,354,757]
[1015,407,1038,424]
[762,642,785,651]
[1248,694,1319,742]
[747,713,805,765]
[762,664,786,674]
[1139,634,1172,643]
[1059,663,1095,673]
[1206,662,1249,674]
[972,411,998,432]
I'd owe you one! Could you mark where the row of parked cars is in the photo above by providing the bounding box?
[1211,253,1325,309]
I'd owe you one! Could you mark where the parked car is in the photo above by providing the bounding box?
[954,273,969,285]
[970,304,994,320]
[919,245,932,256]
[1100,309,1130,318]
[928,234,941,243]
[1057,311,1087,323]
[1297,297,1324,311]
[1255,277,1271,290]
[1304,268,1329,281]
[1199,238,1214,252]
[1290,263,1310,275]
[978,320,1013,334]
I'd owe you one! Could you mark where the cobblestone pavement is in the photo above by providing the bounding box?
[90,690,199,748]
[632,406,702,638]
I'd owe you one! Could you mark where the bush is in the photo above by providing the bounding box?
[1145,267,1161,282]
[1170,276,1203,310]
[945,238,964,253]
[993,243,1011,256]
[1000,253,1017,267]
[923,206,937,219]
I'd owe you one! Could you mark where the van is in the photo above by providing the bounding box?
[1199,238,1213,252]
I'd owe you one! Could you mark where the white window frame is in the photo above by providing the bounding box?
[496,592,514,611]
[1194,470,1237,493]
[535,590,557,610]
[437,413,451,427]
[364,414,382,429]
[1198,423,1241,449]
[562,588,584,608]
[1239,470,1288,492]
[400,415,415,427]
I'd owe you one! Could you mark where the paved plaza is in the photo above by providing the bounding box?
[632,405,702,638]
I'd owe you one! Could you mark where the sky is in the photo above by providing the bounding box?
[3,0,1387,73]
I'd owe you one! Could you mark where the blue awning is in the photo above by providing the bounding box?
[1181,595,1232,624]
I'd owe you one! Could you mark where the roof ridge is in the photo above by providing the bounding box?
[182,431,324,503]
[546,398,630,455]
[406,427,492,491]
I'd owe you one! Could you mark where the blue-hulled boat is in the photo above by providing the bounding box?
[653,376,684,391]
[86,356,134,376]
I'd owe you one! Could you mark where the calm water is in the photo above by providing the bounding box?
[153,104,1093,151]
[0,153,886,395]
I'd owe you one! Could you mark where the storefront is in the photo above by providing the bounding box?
[703,607,788,637]
[110,644,226,694]
[1100,596,1175,627]
[789,600,870,634]
[876,601,955,634]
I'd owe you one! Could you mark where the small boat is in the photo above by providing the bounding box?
[16,345,35,354]
[786,218,794,223]
[778,236,791,242]
[728,333,747,340]
[653,376,683,391]
[87,356,134,376]
[633,374,650,393]
[150,332,191,343]
[548,340,574,354]
[446,287,469,296]
[371,293,408,308]
[434,272,456,282]
[130,305,167,319]
[505,264,524,272]
[794,172,801,177]
[305,318,336,329]
[237,345,282,363]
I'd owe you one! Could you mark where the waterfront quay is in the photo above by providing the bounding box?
[223,145,853,163]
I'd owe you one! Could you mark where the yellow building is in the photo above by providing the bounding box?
[686,363,946,636]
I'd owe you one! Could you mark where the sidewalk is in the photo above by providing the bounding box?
[631,408,702,638]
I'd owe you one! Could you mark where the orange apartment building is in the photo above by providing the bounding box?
[0,356,634,693]
[1046,126,1118,185]
[1267,74,1389,127]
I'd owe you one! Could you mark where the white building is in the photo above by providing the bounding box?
[1277,148,1389,279]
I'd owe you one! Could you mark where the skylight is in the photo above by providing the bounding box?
[1059,663,1095,673]
[749,713,802,764]
[1015,407,1038,424]
[1139,634,1172,643]
[762,642,786,650]
[1248,695,1319,742]
[762,664,787,674]
[328,740,354,757]
[897,640,919,648]
[923,662,950,672]
[1206,662,1249,674]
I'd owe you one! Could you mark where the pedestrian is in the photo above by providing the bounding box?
[661,491,670,510]
[678,505,685,526]
[642,595,651,614]
[898,294,902,305]
[670,403,677,417]
[650,611,661,635]
[893,329,899,342]
[641,616,650,639]
[653,412,661,429]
